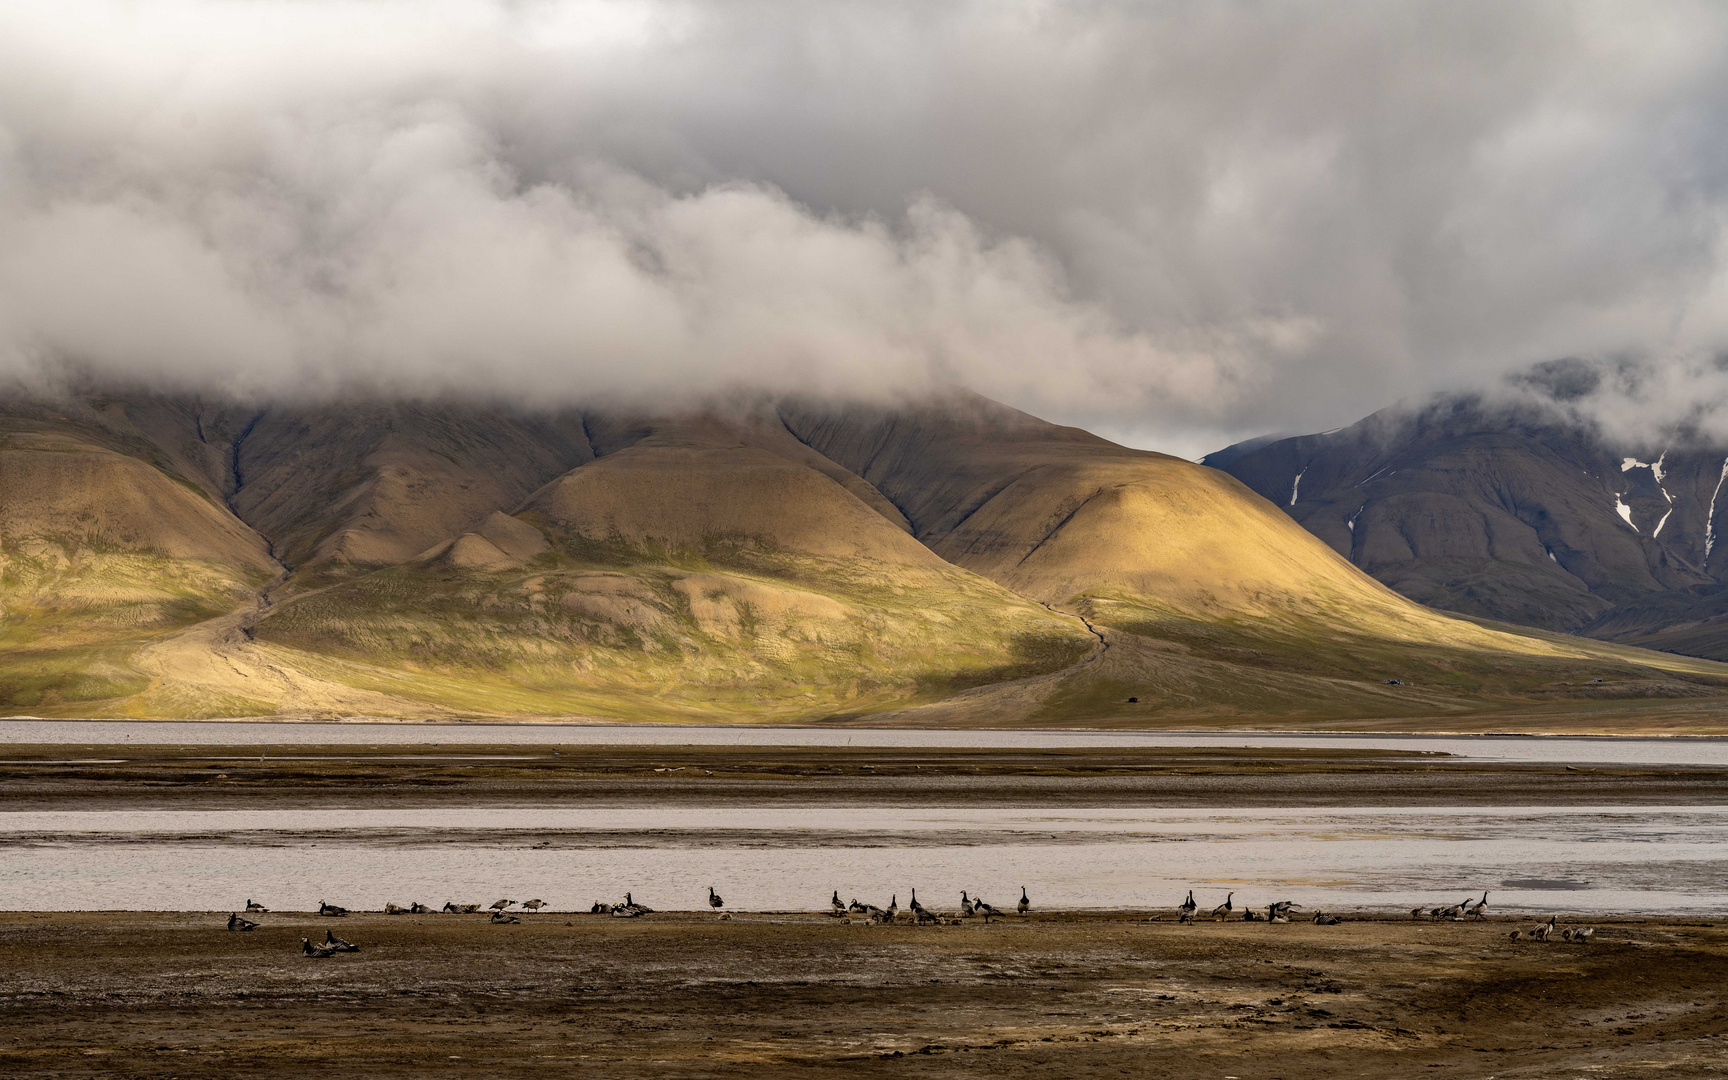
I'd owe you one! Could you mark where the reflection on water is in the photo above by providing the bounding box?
[4,719,1728,765]
[2,805,1724,915]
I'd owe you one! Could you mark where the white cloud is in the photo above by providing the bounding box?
[3,0,1728,454]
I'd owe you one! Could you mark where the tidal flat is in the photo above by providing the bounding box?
[4,738,1728,1076]
[1,910,1725,1078]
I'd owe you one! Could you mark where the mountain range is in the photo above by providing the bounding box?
[3,385,1726,727]
[1208,385,1728,662]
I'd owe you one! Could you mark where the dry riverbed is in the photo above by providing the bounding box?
[1,911,1724,1078]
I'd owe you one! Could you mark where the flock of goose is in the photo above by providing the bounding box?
[225,885,1594,952]
[1170,890,1336,924]
[828,886,1033,924]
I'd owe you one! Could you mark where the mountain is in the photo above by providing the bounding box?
[3,386,1727,727]
[1206,393,1728,659]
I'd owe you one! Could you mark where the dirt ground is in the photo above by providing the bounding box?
[0,910,1722,1079]
[5,743,1728,809]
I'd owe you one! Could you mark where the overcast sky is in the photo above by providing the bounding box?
[4,1,1728,457]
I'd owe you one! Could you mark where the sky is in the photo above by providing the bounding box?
[4,1,1728,458]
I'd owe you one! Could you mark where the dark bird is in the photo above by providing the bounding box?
[974,898,1004,923]
[591,901,609,914]
[490,910,521,924]
[1178,890,1197,923]
[409,902,433,914]
[1467,891,1489,919]
[848,898,868,914]
[324,929,359,952]
[244,899,268,913]
[301,937,339,959]
[384,903,408,915]
[489,899,514,912]
[227,913,258,931]
[318,900,349,917]
[708,886,724,910]
[1211,892,1235,921]
[1312,910,1342,926]
[1018,887,1031,915]
[831,890,846,916]
[959,892,976,917]
[521,899,547,911]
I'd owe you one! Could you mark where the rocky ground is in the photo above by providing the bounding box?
[0,910,1723,1078]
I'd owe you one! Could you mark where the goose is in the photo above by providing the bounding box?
[591,901,609,914]
[227,913,258,932]
[490,910,521,924]
[974,898,1004,923]
[1212,892,1235,921]
[409,902,433,914]
[301,937,339,959]
[1268,900,1300,919]
[520,899,546,911]
[1242,908,1263,922]
[324,929,359,952]
[625,892,654,915]
[909,891,938,926]
[708,886,724,910]
[1467,891,1489,919]
[831,891,846,916]
[848,898,868,914]
[1440,896,1472,920]
[1268,905,1289,924]
[886,894,898,919]
[1312,910,1342,926]
[609,902,640,918]
[1571,926,1594,943]
[1530,915,1556,942]
[1017,887,1030,915]
[1508,929,1523,941]
[959,892,976,917]
[244,899,268,913]
[489,899,515,912]
[1178,890,1197,923]
[318,900,349,917]
[384,903,408,915]
[1410,906,1427,920]
[443,902,481,914]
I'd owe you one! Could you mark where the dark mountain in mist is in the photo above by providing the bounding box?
[1208,394,1728,659]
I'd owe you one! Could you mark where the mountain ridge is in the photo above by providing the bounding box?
[3,386,1726,727]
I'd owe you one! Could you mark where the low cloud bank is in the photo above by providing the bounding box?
[4,2,1728,455]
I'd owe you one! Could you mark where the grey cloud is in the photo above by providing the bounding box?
[4,1,1728,458]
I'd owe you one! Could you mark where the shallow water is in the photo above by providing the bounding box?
[5,720,1728,765]
[3,805,1724,916]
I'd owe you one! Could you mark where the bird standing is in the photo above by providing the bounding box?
[708,886,724,910]
[1018,887,1030,915]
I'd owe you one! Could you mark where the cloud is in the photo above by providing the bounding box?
[3,1,1728,457]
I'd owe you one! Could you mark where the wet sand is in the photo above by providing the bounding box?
[1,910,1724,1078]
[6,743,1728,808]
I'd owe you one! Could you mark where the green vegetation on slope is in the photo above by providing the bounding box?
[253,534,1095,721]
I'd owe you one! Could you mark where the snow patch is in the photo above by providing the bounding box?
[1290,467,1307,506]
[1654,451,1667,483]
[1622,457,1647,472]
[1708,457,1728,557]
[1548,550,1558,562]
[1655,508,1674,537]
[1615,493,1637,532]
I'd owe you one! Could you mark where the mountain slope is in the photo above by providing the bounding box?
[1207,395,1728,658]
[3,386,1728,726]
[251,415,1094,720]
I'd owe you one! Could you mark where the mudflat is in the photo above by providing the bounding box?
[5,743,1728,809]
[1,910,1724,1078]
